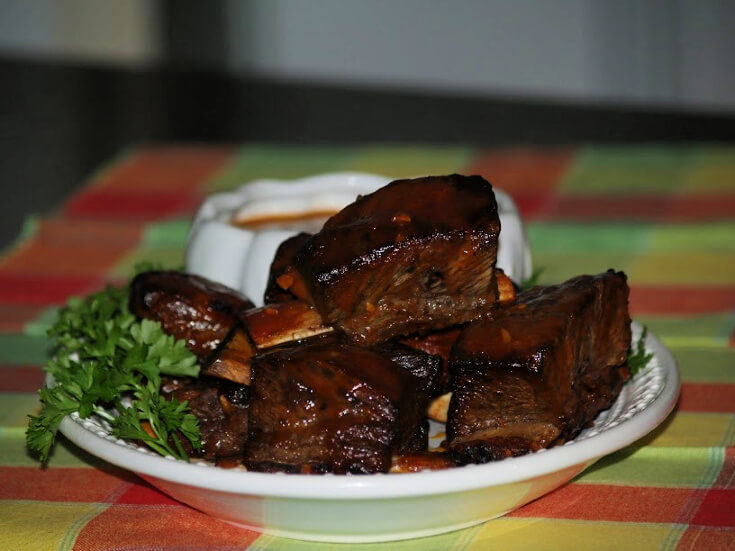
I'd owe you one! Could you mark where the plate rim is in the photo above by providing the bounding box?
[58,322,680,501]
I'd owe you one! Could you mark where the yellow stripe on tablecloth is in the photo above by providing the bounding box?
[638,412,734,448]
[629,252,735,285]
[577,446,724,488]
[0,501,108,551]
[0,431,107,468]
[467,517,682,550]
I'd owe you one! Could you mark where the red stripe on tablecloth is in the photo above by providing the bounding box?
[509,483,694,523]
[115,481,182,506]
[0,467,133,502]
[75,505,262,550]
[537,194,735,222]
[63,189,203,220]
[0,364,43,391]
[95,146,234,192]
[0,273,103,305]
[678,383,735,413]
[505,191,555,220]
[690,489,735,527]
[629,285,735,315]
[676,526,735,550]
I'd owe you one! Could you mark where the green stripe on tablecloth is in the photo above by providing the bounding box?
[205,145,360,191]
[647,222,735,252]
[558,145,698,194]
[253,524,478,551]
[528,222,735,254]
[0,394,43,428]
[140,219,191,248]
[525,252,635,285]
[0,432,106,467]
[578,446,723,487]
[636,313,735,349]
[111,247,187,278]
[0,334,50,364]
[527,223,652,253]
[23,307,59,338]
[344,145,474,178]
[672,348,735,383]
[682,145,735,193]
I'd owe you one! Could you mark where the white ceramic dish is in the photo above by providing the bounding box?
[185,172,533,306]
[58,324,679,543]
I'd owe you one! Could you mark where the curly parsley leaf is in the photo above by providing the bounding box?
[628,326,654,376]
[26,279,201,463]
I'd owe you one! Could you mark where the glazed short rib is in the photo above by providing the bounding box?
[447,271,631,464]
[277,174,502,345]
[129,270,254,360]
[245,335,441,474]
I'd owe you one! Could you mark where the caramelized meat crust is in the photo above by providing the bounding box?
[447,271,631,464]
[129,271,254,359]
[245,336,440,474]
[263,232,312,304]
[164,377,250,463]
[287,174,502,345]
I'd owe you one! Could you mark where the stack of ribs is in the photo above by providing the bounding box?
[129,174,632,473]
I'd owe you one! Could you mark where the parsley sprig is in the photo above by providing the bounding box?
[26,280,202,463]
[628,326,654,376]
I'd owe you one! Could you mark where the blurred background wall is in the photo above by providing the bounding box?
[0,0,733,111]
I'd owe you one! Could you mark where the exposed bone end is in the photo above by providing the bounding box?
[243,300,333,350]
[202,328,254,385]
[202,301,333,386]
[427,391,452,423]
[496,269,516,305]
[389,452,455,473]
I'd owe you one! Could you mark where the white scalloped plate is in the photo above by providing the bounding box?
[58,323,679,543]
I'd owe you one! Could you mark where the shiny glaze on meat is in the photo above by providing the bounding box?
[245,335,440,474]
[288,174,502,345]
[448,271,631,464]
[129,271,254,359]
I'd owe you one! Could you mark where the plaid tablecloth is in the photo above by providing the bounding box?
[1,144,733,550]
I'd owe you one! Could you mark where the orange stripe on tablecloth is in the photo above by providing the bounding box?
[0,273,103,306]
[0,304,47,332]
[62,188,204,220]
[0,467,133,502]
[678,383,735,413]
[0,364,43,391]
[537,194,735,222]
[115,481,182,506]
[676,525,735,550]
[0,241,131,276]
[31,218,144,246]
[74,504,261,550]
[464,148,573,193]
[509,483,694,523]
[629,285,735,316]
[93,146,235,192]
